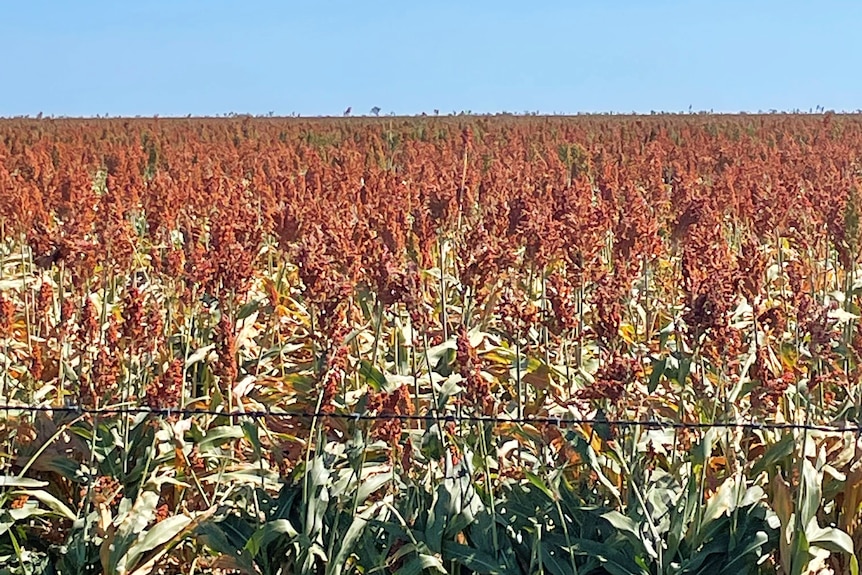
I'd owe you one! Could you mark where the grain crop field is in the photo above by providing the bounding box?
[1,114,861,574]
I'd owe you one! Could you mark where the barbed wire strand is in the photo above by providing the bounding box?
[1,404,860,433]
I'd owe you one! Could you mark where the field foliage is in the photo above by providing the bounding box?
[1,114,862,573]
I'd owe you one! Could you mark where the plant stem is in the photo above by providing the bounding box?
[515,333,523,468]
[439,239,448,342]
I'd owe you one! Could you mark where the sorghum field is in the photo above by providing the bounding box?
[1,114,862,574]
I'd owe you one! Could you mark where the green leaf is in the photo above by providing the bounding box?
[426,484,451,554]
[122,514,193,572]
[426,339,457,369]
[566,538,649,575]
[237,300,262,320]
[789,527,809,575]
[103,489,161,575]
[799,459,821,527]
[420,426,445,461]
[359,360,387,392]
[717,530,770,575]
[524,471,555,502]
[327,503,383,575]
[196,522,258,574]
[751,433,795,478]
[394,553,448,575]
[241,420,263,460]
[569,431,621,504]
[436,377,464,410]
[601,510,642,542]
[245,519,299,557]
[771,471,793,533]
[305,455,331,542]
[648,357,665,393]
[806,523,854,555]
[702,476,740,525]
[593,409,613,442]
[667,468,700,557]
[539,544,572,575]
[691,428,719,468]
[674,354,692,389]
[354,472,391,504]
[442,540,512,574]
[199,425,245,449]
[15,489,77,521]
[0,477,48,488]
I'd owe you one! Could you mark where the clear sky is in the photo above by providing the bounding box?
[2,0,860,117]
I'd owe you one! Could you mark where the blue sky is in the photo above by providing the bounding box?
[2,0,860,117]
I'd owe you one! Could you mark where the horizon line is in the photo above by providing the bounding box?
[0,107,857,121]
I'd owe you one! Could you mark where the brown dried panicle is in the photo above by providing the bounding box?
[59,297,75,326]
[577,353,641,403]
[611,185,662,272]
[35,280,53,324]
[455,325,492,412]
[0,292,15,337]
[784,260,807,303]
[497,283,539,337]
[369,246,420,308]
[684,286,728,341]
[84,346,121,407]
[30,343,44,382]
[78,297,100,344]
[163,247,185,280]
[545,270,578,336]
[144,306,164,351]
[121,283,145,347]
[457,222,504,309]
[367,385,414,447]
[145,358,184,409]
[319,331,350,416]
[679,204,736,354]
[13,417,37,446]
[89,475,121,508]
[210,211,261,300]
[264,278,280,307]
[294,227,352,309]
[461,126,473,149]
[105,317,120,350]
[182,231,217,301]
[213,313,238,386]
[28,220,61,269]
[154,503,170,524]
[750,346,792,412]
[756,307,785,334]
[734,235,769,301]
[798,295,839,361]
[590,270,626,350]
[850,320,862,363]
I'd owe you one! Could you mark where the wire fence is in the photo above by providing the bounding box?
[2,403,860,434]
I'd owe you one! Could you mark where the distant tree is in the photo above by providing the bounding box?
[371,106,381,116]
[344,107,352,116]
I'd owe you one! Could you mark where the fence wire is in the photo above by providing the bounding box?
[1,403,860,434]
